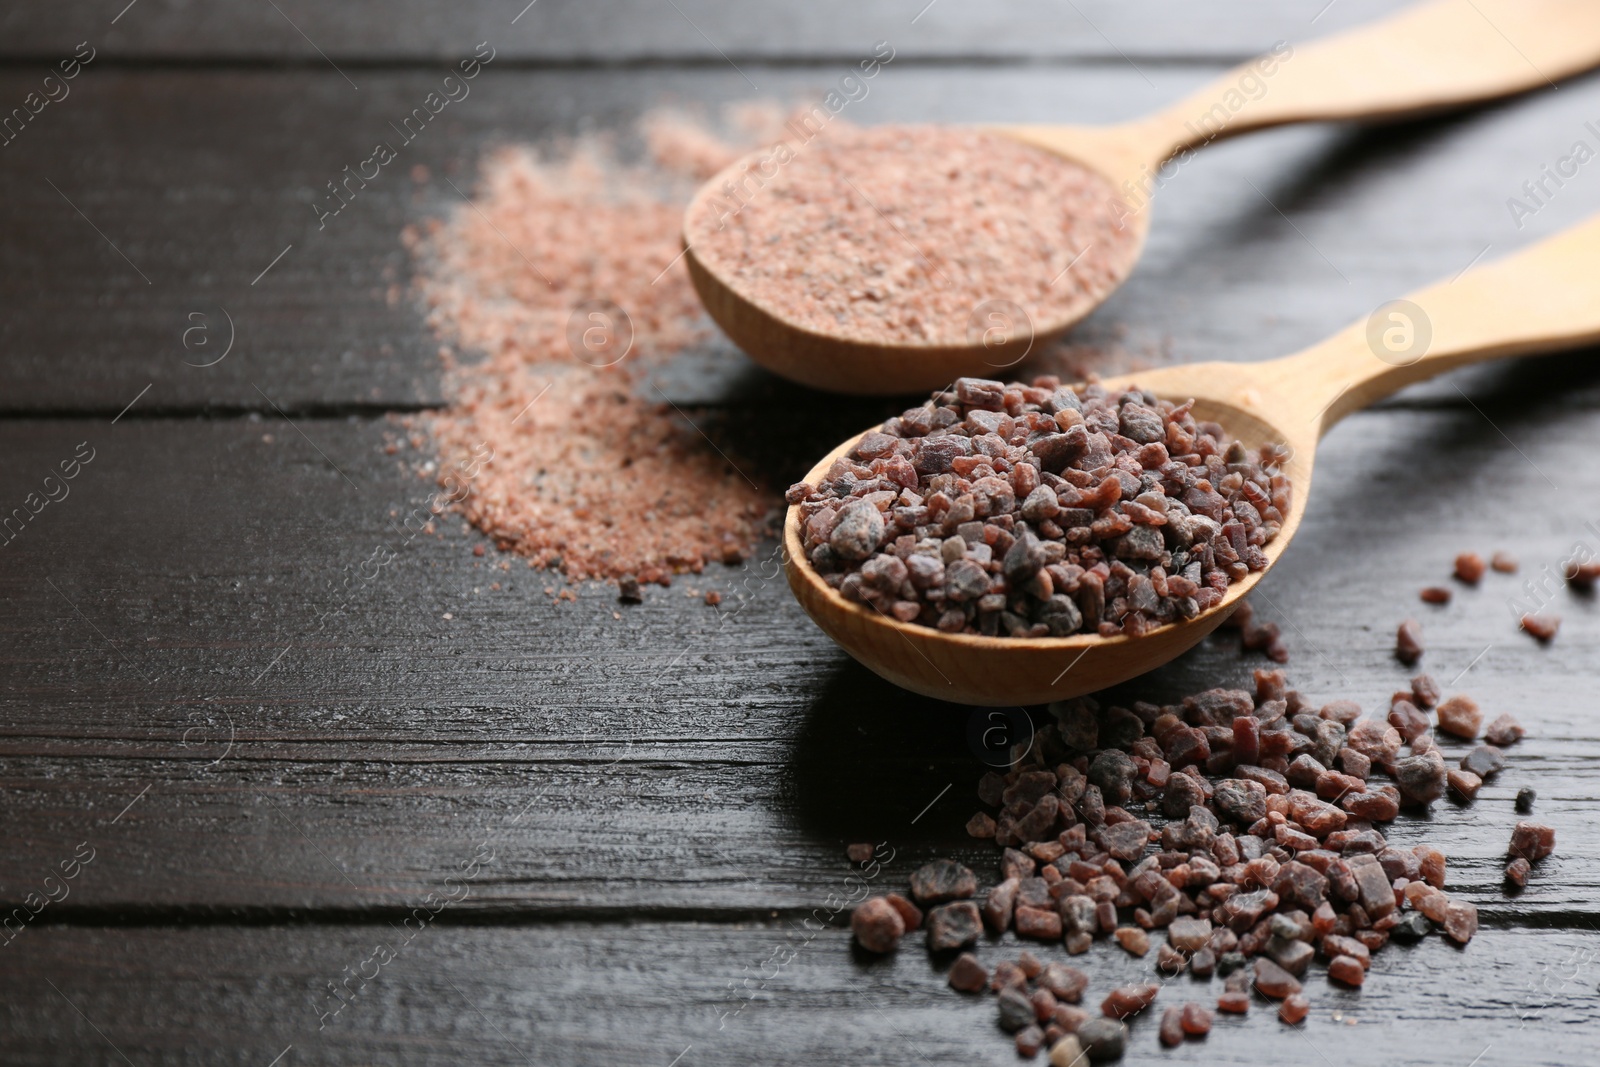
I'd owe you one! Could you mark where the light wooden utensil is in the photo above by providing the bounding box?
[785,212,1600,706]
[686,0,1600,394]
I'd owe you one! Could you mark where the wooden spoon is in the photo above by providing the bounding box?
[784,213,1600,706]
[686,0,1600,395]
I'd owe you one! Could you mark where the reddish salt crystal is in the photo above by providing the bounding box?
[1388,699,1429,742]
[1159,1005,1184,1047]
[1376,846,1418,883]
[1316,770,1366,802]
[1567,559,1600,587]
[1180,1002,1214,1035]
[1455,552,1487,583]
[1442,900,1479,944]
[1411,673,1442,710]
[1145,757,1171,787]
[1395,619,1424,665]
[1233,715,1261,767]
[1286,755,1324,790]
[1253,957,1302,999]
[1354,929,1389,952]
[1312,901,1337,935]
[851,896,905,953]
[966,812,997,838]
[1491,551,1518,573]
[1347,855,1397,918]
[1248,767,1294,797]
[991,959,1027,992]
[983,878,1019,932]
[1320,700,1363,726]
[1447,768,1483,801]
[1266,938,1315,977]
[1191,946,1217,977]
[1002,848,1038,881]
[1028,840,1067,864]
[1435,695,1482,740]
[925,901,983,951]
[1394,751,1447,806]
[1509,821,1556,863]
[1505,857,1531,887]
[1521,613,1560,642]
[1217,991,1251,1014]
[1018,950,1044,979]
[1347,719,1403,770]
[1101,983,1159,1020]
[1016,1025,1045,1059]
[1321,934,1370,969]
[1420,586,1452,604]
[1053,1003,1090,1032]
[886,893,923,932]
[1324,953,1363,991]
[1279,993,1310,1024]
[1238,921,1273,958]
[1415,886,1453,924]
[1275,824,1320,851]
[1016,905,1064,940]
[1065,931,1093,955]
[1039,963,1089,1003]
[1341,787,1401,822]
[1096,900,1118,932]
[1066,859,1102,883]
[1113,926,1150,956]
[1484,713,1525,747]
[910,859,977,904]
[1167,917,1212,953]
[1032,988,1060,1023]
[1058,894,1097,937]
[1242,855,1281,889]
[1413,845,1447,889]
[1338,748,1372,780]
[1272,860,1329,909]
[1085,876,1119,903]
[948,952,988,992]
[1289,793,1347,837]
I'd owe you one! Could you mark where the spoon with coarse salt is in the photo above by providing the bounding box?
[784,212,1600,705]
[683,0,1600,395]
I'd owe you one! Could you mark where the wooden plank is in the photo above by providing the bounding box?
[4,63,1600,412]
[1,1,1409,63]
[1,922,1595,1065]
[0,398,1597,917]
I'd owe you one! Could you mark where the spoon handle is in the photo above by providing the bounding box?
[1130,0,1600,166]
[1263,212,1600,435]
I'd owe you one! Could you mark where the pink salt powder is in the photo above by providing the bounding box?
[684,125,1138,348]
[409,110,791,584]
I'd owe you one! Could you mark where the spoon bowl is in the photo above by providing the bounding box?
[785,363,1313,705]
[784,216,1600,704]
[683,130,1150,396]
[686,0,1600,394]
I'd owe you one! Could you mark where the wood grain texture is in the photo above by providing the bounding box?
[5,2,1600,1062]
[2,923,1596,1066]
[2,385,1598,920]
[0,1,1411,63]
[3,61,1600,412]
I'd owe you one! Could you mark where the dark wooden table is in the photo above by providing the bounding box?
[3,2,1599,1063]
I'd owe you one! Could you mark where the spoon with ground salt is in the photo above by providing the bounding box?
[784,212,1600,706]
[684,0,1600,395]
